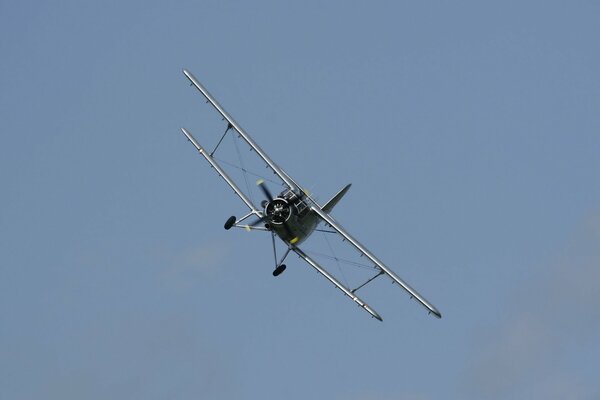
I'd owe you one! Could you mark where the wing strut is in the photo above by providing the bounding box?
[183,69,301,192]
[310,205,442,318]
[210,123,232,157]
[352,270,385,293]
[292,246,382,321]
[181,127,262,216]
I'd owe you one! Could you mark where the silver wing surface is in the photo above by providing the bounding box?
[309,204,442,319]
[183,69,302,193]
[180,127,261,216]
[291,246,382,321]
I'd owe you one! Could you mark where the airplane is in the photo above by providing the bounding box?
[179,69,442,322]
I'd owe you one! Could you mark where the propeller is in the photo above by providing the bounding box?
[257,179,274,202]
[250,179,298,243]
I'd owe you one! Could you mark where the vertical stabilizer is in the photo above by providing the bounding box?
[322,184,352,213]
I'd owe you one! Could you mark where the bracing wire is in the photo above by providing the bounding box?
[323,231,350,288]
[304,248,378,271]
[321,232,350,286]
[213,157,282,186]
[231,132,255,205]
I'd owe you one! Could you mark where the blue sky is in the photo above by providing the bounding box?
[1,1,599,399]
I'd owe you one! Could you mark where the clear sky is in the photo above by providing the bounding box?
[1,1,599,399]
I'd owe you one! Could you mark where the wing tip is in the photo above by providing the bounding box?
[363,304,383,322]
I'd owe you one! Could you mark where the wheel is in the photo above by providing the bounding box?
[272,264,287,277]
[224,216,236,230]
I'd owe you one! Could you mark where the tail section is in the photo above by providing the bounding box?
[322,184,351,213]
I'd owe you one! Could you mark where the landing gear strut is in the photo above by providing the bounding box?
[271,232,291,277]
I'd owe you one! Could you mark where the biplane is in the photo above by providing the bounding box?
[179,69,441,321]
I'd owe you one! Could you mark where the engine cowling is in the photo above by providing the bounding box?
[265,198,291,224]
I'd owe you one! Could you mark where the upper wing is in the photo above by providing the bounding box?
[310,204,442,318]
[183,69,302,193]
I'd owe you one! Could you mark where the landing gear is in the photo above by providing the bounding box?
[270,232,291,277]
[224,216,236,230]
[273,264,286,276]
